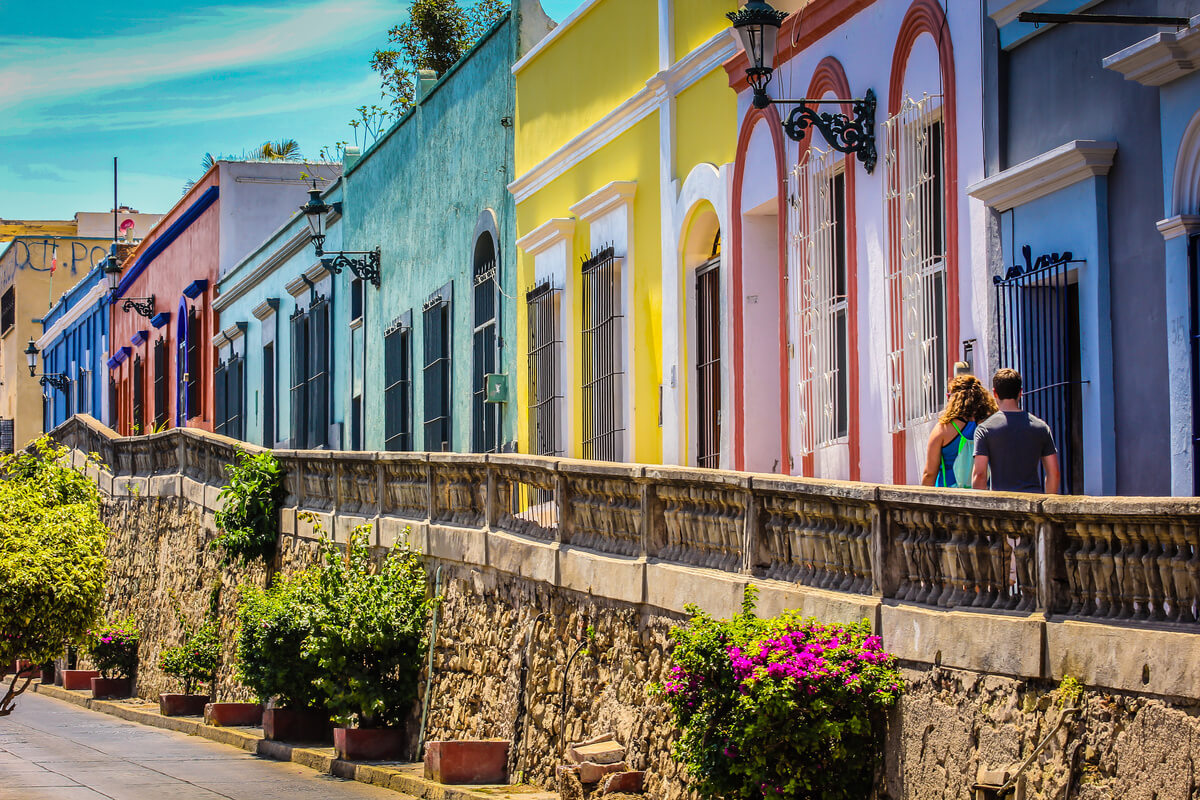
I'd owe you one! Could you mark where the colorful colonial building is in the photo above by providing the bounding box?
[511,0,739,466]
[108,161,333,436]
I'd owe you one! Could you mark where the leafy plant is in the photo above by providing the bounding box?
[85,619,140,679]
[369,0,507,115]
[302,520,433,728]
[158,622,220,696]
[235,573,324,710]
[0,438,108,716]
[211,449,284,567]
[659,587,904,800]
[1057,675,1084,708]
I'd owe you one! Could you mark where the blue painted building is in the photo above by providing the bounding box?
[36,243,136,431]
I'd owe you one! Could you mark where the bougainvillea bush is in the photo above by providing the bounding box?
[661,589,904,800]
[85,619,140,679]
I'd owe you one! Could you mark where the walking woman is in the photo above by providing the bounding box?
[921,374,998,488]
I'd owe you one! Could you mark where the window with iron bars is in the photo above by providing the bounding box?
[77,364,88,418]
[384,315,413,451]
[153,337,168,428]
[216,353,244,442]
[789,147,850,455]
[0,287,13,335]
[472,257,500,453]
[423,289,452,451]
[581,245,624,462]
[883,95,947,431]
[527,282,562,456]
[696,233,722,469]
[263,342,276,447]
[289,306,309,449]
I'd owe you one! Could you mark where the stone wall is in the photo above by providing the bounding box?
[91,492,1200,800]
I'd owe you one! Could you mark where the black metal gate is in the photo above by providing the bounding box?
[994,251,1080,493]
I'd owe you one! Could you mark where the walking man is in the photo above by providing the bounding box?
[971,368,1061,494]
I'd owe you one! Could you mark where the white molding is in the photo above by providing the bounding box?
[35,284,105,351]
[967,140,1117,212]
[285,275,309,298]
[223,322,247,342]
[1103,17,1200,87]
[1157,215,1200,241]
[517,218,576,256]
[512,0,603,74]
[211,331,229,348]
[303,261,331,284]
[508,30,733,205]
[252,299,279,320]
[214,231,308,312]
[570,181,637,222]
[989,0,1043,28]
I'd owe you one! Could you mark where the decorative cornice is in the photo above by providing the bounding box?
[35,283,104,351]
[1103,17,1200,87]
[182,279,208,300]
[130,330,148,347]
[213,230,309,312]
[150,311,170,329]
[211,331,229,348]
[303,261,331,284]
[967,140,1117,212]
[252,298,279,320]
[516,218,576,256]
[223,322,247,342]
[989,0,1044,28]
[1157,214,1200,241]
[569,181,637,222]
[285,275,310,298]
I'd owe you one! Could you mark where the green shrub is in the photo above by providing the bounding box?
[302,522,432,728]
[660,588,904,800]
[85,619,140,679]
[235,574,324,709]
[158,622,220,696]
[0,438,108,715]
[211,449,284,567]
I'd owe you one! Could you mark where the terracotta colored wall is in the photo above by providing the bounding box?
[109,171,220,434]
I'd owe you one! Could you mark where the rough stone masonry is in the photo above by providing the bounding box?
[86,490,1200,800]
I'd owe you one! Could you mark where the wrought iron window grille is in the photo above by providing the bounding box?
[527,280,563,457]
[580,244,625,462]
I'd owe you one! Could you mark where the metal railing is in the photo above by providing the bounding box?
[50,415,1200,626]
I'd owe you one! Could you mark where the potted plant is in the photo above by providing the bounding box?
[85,619,139,699]
[157,621,219,716]
[235,572,328,740]
[303,522,432,761]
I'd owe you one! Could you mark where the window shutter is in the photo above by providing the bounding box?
[153,338,168,428]
[263,343,275,447]
[289,309,308,449]
[307,296,329,449]
[384,324,403,451]
[423,294,451,451]
[186,306,200,419]
[214,360,227,436]
[228,356,243,441]
[132,356,145,435]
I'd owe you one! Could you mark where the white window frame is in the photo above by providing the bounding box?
[883,93,948,431]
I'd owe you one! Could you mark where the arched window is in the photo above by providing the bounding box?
[472,231,500,453]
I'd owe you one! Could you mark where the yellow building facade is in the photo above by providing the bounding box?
[0,230,111,448]
[511,0,737,467]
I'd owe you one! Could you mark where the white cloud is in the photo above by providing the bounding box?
[0,0,398,108]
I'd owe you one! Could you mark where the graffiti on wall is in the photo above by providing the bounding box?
[0,239,109,289]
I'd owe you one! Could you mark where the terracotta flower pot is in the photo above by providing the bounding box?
[91,677,132,699]
[203,702,263,727]
[159,693,209,717]
[334,726,405,761]
[424,740,510,784]
[262,708,332,742]
[61,670,101,691]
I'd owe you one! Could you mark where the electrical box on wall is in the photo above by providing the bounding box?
[485,373,508,403]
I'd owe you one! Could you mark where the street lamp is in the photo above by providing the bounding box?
[24,338,68,393]
[300,182,381,288]
[728,0,878,173]
[102,246,153,317]
[103,255,122,296]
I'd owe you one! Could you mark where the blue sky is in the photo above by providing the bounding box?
[0,0,585,220]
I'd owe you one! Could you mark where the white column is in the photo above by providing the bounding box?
[1158,215,1200,495]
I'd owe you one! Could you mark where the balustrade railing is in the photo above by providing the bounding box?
[47,416,1200,627]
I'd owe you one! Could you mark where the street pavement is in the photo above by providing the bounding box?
[0,690,406,800]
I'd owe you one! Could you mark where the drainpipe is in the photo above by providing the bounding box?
[416,565,444,760]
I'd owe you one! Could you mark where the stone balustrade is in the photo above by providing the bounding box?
[50,415,1200,637]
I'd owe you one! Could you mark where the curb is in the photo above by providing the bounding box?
[32,683,554,800]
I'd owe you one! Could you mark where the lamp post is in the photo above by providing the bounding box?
[300,183,381,288]
[24,338,68,393]
[728,0,878,173]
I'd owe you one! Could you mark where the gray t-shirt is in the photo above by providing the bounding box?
[973,411,1057,493]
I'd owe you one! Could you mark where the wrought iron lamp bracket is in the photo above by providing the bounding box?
[769,88,877,174]
[321,247,381,288]
[122,296,156,318]
[39,373,69,393]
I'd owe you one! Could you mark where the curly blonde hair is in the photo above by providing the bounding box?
[939,374,998,425]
